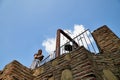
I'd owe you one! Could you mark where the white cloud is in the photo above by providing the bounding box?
[72,24,85,37]
[63,24,85,38]
[42,24,95,57]
[42,38,56,53]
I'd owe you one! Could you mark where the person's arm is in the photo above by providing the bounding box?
[34,54,38,59]
[37,54,44,61]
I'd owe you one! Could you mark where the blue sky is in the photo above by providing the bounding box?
[0,0,120,70]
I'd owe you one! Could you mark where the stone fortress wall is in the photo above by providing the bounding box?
[0,25,120,80]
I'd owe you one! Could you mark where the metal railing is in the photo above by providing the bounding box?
[40,29,99,65]
[59,29,99,54]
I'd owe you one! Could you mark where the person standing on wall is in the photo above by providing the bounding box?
[30,49,44,70]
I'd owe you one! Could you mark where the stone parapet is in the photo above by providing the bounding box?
[33,46,97,80]
[0,60,34,80]
[92,25,120,53]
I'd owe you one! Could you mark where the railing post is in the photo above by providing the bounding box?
[55,29,79,58]
[55,29,61,57]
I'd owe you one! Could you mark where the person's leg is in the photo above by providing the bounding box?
[30,59,37,69]
[36,59,41,67]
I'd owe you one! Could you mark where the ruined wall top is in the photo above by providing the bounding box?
[92,25,120,53]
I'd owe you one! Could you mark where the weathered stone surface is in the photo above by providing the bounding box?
[48,76,54,80]
[52,59,58,67]
[92,25,120,53]
[64,54,71,61]
[33,46,96,80]
[0,60,34,80]
[33,67,44,76]
[61,69,73,80]
[103,69,118,80]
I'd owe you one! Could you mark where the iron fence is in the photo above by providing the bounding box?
[40,29,99,65]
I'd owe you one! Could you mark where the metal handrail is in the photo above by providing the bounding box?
[40,29,99,65]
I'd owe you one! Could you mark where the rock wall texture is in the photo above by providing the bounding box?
[92,25,120,53]
[0,60,34,80]
[92,25,120,80]
[0,25,120,80]
[33,47,96,80]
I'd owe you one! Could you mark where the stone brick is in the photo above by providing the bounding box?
[64,53,71,61]
[61,69,73,80]
[33,67,44,76]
